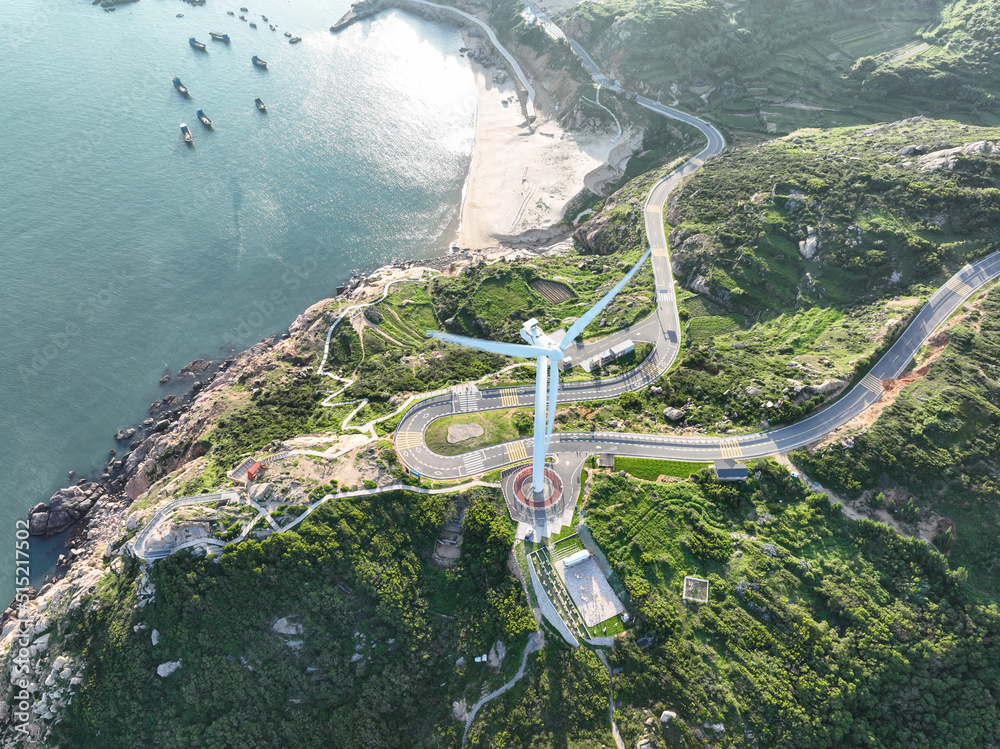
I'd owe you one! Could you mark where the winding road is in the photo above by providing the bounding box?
[390,8,1000,481]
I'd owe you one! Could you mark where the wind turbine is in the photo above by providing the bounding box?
[427,248,652,502]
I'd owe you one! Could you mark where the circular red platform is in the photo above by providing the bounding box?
[511,465,563,510]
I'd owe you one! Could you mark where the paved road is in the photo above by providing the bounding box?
[393,13,1000,480]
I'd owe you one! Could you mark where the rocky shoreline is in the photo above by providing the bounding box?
[5,245,533,612]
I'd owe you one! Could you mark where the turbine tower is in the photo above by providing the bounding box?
[427,248,652,502]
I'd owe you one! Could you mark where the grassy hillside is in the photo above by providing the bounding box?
[49,488,533,748]
[793,285,1000,597]
[551,0,1000,134]
[466,464,1000,748]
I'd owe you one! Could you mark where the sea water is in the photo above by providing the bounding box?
[0,0,476,603]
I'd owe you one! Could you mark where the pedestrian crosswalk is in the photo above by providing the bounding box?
[719,440,743,459]
[506,441,529,462]
[463,451,485,475]
[455,389,478,412]
[396,431,422,450]
[859,373,884,394]
[499,388,519,407]
[945,277,972,297]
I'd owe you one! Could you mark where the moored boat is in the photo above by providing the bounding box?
[189,36,207,50]
[180,122,193,144]
[239,14,246,21]
[254,97,266,112]
[227,10,235,15]
[172,77,190,95]
[261,14,268,21]
[284,31,291,37]
[249,21,257,28]
[209,31,230,42]
[240,6,248,10]
[269,24,276,30]
[289,36,301,44]
[252,55,268,68]
[196,109,213,127]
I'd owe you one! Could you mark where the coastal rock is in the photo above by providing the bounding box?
[29,512,49,536]
[29,486,100,537]
[178,359,212,376]
[113,428,136,442]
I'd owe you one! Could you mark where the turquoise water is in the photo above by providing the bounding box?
[0,0,475,601]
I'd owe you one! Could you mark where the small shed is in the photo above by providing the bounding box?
[596,454,616,469]
[246,462,264,482]
[609,340,635,359]
[713,459,747,483]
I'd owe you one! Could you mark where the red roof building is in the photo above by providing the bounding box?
[247,462,264,482]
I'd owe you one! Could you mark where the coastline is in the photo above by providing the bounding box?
[456,48,621,249]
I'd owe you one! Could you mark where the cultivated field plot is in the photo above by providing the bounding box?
[555,555,625,627]
[530,279,576,304]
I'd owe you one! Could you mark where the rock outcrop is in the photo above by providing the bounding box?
[28,485,104,537]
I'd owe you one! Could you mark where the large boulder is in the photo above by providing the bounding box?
[28,486,100,537]
[156,660,181,677]
[663,407,684,421]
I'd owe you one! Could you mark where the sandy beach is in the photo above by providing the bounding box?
[456,64,622,249]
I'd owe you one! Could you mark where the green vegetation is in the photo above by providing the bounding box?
[613,456,709,481]
[793,284,1000,596]
[581,462,1000,749]
[555,0,1000,134]
[49,488,534,748]
[424,408,528,456]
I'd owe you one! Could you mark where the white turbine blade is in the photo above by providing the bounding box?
[426,329,552,360]
[558,248,652,349]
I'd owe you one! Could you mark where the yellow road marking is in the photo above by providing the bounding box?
[499,388,519,407]
[860,373,884,394]
[719,440,743,459]
[396,431,422,450]
[506,441,528,462]
[945,278,972,297]
[651,246,667,257]
[641,361,660,379]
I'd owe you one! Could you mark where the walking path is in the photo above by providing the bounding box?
[461,632,544,748]
[129,480,500,561]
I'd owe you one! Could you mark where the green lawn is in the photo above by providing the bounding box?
[423,409,527,456]
[613,457,709,482]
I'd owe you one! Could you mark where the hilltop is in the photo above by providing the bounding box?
[551,0,1000,134]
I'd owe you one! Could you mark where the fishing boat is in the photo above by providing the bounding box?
[261,14,268,21]
[284,31,291,37]
[239,14,246,21]
[289,36,301,44]
[251,55,268,68]
[227,10,235,15]
[269,24,276,30]
[254,97,266,112]
[209,31,230,42]
[180,122,193,144]
[249,21,257,28]
[172,77,190,95]
[189,36,207,50]
[240,6,248,10]
[196,109,213,127]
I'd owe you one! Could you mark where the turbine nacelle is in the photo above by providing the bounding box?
[519,318,565,359]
